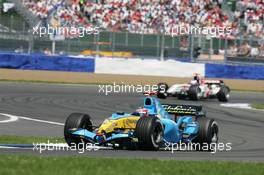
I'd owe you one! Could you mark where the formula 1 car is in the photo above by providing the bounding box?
[156,75,230,102]
[64,92,219,151]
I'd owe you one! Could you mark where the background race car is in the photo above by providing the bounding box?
[157,77,230,102]
[64,93,219,151]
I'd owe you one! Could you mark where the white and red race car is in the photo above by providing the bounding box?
[157,76,230,102]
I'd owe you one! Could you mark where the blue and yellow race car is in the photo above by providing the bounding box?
[64,93,219,151]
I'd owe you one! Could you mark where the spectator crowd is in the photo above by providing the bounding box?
[22,0,263,58]
[235,0,263,38]
[22,0,262,37]
[227,41,264,58]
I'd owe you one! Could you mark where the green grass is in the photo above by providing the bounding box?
[251,103,264,110]
[0,155,263,175]
[0,135,64,144]
[0,135,264,175]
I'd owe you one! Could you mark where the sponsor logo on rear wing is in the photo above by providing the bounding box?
[203,80,223,84]
[162,104,203,115]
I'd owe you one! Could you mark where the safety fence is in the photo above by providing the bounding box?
[0,53,263,80]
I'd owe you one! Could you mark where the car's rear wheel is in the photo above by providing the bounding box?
[134,117,163,151]
[188,85,201,100]
[193,117,219,151]
[157,83,168,99]
[217,86,230,102]
[64,113,93,147]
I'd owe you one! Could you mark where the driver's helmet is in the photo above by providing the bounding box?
[193,74,201,84]
[190,80,198,85]
[136,108,149,117]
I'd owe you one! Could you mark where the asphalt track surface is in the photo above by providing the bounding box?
[0,82,264,161]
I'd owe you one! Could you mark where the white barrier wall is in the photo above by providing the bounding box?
[95,58,205,77]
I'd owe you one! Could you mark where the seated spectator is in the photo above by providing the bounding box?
[250,47,259,57]
[14,46,24,53]
[44,48,52,55]
[258,45,264,58]
[227,44,237,57]
[237,42,251,57]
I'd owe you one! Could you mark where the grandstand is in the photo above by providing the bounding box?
[0,0,263,62]
[20,0,263,37]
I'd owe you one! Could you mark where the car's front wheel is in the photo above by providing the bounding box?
[64,113,93,147]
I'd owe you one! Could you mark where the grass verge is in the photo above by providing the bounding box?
[0,155,263,175]
[0,135,264,175]
[0,135,64,144]
[251,103,264,110]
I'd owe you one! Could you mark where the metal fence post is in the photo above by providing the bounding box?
[112,32,116,58]
[160,33,165,61]
[249,35,253,59]
[125,32,128,46]
[28,33,34,54]
[224,37,227,64]
[172,36,174,48]
[156,34,160,58]
[209,37,213,60]
[190,35,194,62]
[52,40,56,54]
[67,39,70,55]
[95,32,99,58]
[141,33,144,47]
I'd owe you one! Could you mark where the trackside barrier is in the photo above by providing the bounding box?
[205,63,264,80]
[0,53,95,72]
[95,58,205,77]
[1,53,263,80]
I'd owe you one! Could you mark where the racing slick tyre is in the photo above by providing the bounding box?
[134,117,164,151]
[188,85,201,101]
[64,113,93,147]
[217,86,230,102]
[193,117,219,151]
[157,83,169,99]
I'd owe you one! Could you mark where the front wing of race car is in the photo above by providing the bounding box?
[70,128,134,145]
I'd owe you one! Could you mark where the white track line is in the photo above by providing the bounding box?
[220,103,252,109]
[0,146,33,150]
[220,103,264,112]
[19,116,64,126]
[0,113,18,123]
[0,113,64,126]
[0,143,112,150]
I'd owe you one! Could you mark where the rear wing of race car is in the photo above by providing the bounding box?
[162,104,205,116]
[203,80,224,84]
